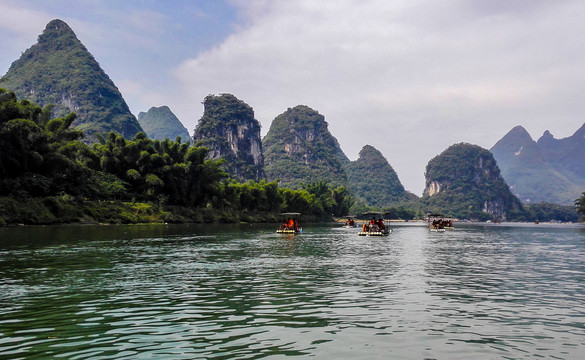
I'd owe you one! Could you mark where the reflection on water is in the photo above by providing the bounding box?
[1,223,584,359]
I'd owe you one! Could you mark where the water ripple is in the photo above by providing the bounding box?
[1,223,584,359]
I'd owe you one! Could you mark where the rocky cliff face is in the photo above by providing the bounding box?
[346,145,413,207]
[491,124,585,204]
[424,143,522,221]
[0,19,142,141]
[262,105,348,189]
[193,94,264,182]
[138,106,191,143]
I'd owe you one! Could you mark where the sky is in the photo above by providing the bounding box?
[1,0,585,195]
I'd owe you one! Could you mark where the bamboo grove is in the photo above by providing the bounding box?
[0,89,353,222]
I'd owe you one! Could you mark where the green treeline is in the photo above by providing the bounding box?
[0,89,351,225]
[1,88,582,225]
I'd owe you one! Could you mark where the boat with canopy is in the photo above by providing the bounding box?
[358,212,392,236]
[277,212,302,234]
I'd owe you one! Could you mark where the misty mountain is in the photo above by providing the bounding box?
[491,124,585,204]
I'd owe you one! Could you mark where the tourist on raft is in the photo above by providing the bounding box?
[280,218,297,231]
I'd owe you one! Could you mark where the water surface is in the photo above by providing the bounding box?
[1,222,584,359]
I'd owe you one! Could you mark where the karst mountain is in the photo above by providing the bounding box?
[0,19,142,142]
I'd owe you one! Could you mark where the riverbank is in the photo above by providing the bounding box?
[0,196,333,226]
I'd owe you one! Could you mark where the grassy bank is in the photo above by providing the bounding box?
[0,196,302,226]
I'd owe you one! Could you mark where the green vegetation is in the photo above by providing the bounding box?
[0,90,352,225]
[193,94,265,181]
[137,106,191,143]
[263,105,348,189]
[517,203,580,223]
[212,179,352,221]
[423,143,523,221]
[0,19,142,142]
[347,145,415,209]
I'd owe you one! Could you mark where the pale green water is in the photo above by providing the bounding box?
[1,222,584,359]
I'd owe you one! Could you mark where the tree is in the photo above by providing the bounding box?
[575,192,585,221]
[0,88,93,197]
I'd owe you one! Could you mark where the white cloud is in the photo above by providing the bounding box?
[167,0,585,194]
[0,1,51,36]
[3,0,585,194]
[0,1,53,73]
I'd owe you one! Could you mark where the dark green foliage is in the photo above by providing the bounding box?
[0,92,355,225]
[92,132,226,207]
[193,94,265,181]
[301,181,353,217]
[0,89,226,207]
[279,188,315,214]
[510,203,580,223]
[0,196,170,225]
[0,19,142,142]
[0,88,91,197]
[214,180,282,212]
[211,179,353,218]
[347,145,412,208]
[263,105,349,189]
[137,106,191,143]
[0,196,72,225]
[423,143,523,220]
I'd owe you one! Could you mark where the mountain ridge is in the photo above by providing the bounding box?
[491,123,585,204]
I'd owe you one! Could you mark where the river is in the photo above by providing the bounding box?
[1,222,584,359]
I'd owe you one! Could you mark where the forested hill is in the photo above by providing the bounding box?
[138,106,191,143]
[0,19,142,142]
[347,145,415,207]
[262,105,349,189]
[0,89,354,225]
[193,94,265,182]
[423,143,523,221]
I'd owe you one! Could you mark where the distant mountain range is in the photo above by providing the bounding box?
[491,124,585,204]
[0,19,142,142]
[1,19,581,216]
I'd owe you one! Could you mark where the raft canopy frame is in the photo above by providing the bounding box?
[358,212,392,236]
[277,212,302,234]
[343,215,357,227]
[427,213,454,231]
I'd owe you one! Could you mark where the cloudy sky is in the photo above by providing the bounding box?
[1,0,584,194]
